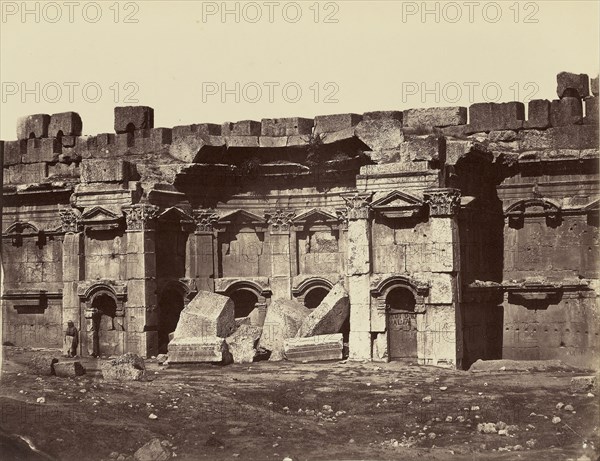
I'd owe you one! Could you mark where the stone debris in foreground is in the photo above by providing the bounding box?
[570,375,598,393]
[100,353,146,381]
[469,359,571,372]
[258,299,310,361]
[53,361,86,377]
[167,336,229,363]
[133,438,171,461]
[284,333,344,362]
[225,324,262,364]
[172,290,235,340]
[296,283,349,338]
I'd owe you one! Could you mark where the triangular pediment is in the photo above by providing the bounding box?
[218,209,265,225]
[371,190,423,209]
[81,206,120,221]
[157,207,194,222]
[294,208,338,223]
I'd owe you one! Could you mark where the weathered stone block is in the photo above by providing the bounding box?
[591,76,599,96]
[172,123,221,141]
[100,353,146,381]
[169,136,207,162]
[261,117,313,136]
[222,120,261,136]
[570,375,597,393]
[524,99,551,129]
[173,290,235,339]
[53,361,86,377]
[355,119,404,150]
[314,113,362,134]
[3,140,26,165]
[467,102,525,133]
[320,127,356,144]
[80,159,134,183]
[225,136,259,148]
[4,162,47,184]
[22,138,60,163]
[284,333,343,362]
[557,71,589,99]
[550,97,583,126]
[226,324,262,363]
[259,136,288,148]
[348,330,371,361]
[17,114,50,139]
[549,124,598,149]
[403,107,467,128]
[49,112,82,137]
[114,106,154,133]
[134,438,171,461]
[259,299,310,361]
[400,136,445,162]
[363,111,403,122]
[347,220,370,276]
[585,97,599,124]
[296,283,349,337]
[428,273,454,304]
[167,336,229,363]
[149,128,172,146]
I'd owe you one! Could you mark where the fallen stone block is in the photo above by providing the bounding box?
[570,375,598,393]
[314,113,362,134]
[467,102,525,133]
[296,283,349,337]
[226,324,263,363]
[53,361,86,377]
[167,336,229,363]
[284,333,343,362]
[49,112,83,137]
[403,107,467,128]
[258,299,310,361]
[469,359,572,372]
[100,353,146,381]
[134,438,171,461]
[355,119,404,150]
[114,106,154,133]
[172,290,235,340]
[28,354,59,376]
[17,114,50,139]
[556,71,590,99]
[156,354,168,365]
[550,97,583,126]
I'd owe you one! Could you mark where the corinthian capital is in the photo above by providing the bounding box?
[123,204,160,231]
[341,192,373,220]
[424,188,461,217]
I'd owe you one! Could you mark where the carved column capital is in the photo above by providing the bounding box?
[123,204,160,231]
[193,209,219,233]
[335,208,349,230]
[265,209,296,232]
[59,208,81,233]
[424,188,461,217]
[341,192,373,220]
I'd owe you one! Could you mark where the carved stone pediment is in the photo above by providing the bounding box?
[371,190,425,219]
[217,209,267,231]
[81,206,123,231]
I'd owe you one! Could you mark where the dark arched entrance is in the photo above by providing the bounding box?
[303,287,329,309]
[386,287,417,360]
[158,288,185,354]
[91,293,119,357]
[230,289,259,319]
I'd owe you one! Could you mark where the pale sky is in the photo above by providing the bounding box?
[1,0,599,140]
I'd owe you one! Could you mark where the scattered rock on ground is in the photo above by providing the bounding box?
[100,353,146,381]
[133,438,171,461]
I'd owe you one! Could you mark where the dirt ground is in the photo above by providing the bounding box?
[0,347,598,461]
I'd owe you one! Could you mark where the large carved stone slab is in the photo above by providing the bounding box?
[172,290,235,340]
[258,299,310,361]
[168,336,229,363]
[226,324,263,363]
[296,283,349,337]
[284,333,343,362]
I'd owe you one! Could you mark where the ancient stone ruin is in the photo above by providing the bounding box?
[1,72,598,369]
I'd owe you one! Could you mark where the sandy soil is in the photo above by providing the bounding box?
[0,347,598,461]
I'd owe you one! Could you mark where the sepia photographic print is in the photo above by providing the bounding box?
[0,1,599,460]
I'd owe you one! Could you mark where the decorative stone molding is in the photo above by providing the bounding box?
[214,277,272,298]
[77,280,127,317]
[335,208,349,229]
[504,198,562,228]
[59,208,81,233]
[424,188,461,217]
[370,274,430,313]
[341,192,373,220]
[193,209,219,233]
[123,204,160,231]
[265,209,296,232]
[1,289,62,314]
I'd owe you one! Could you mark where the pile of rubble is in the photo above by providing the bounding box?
[166,284,349,364]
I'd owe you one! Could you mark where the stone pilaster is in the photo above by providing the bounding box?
[123,204,159,357]
[265,209,295,300]
[342,192,373,360]
[60,208,84,354]
[189,209,218,292]
[423,188,462,368]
